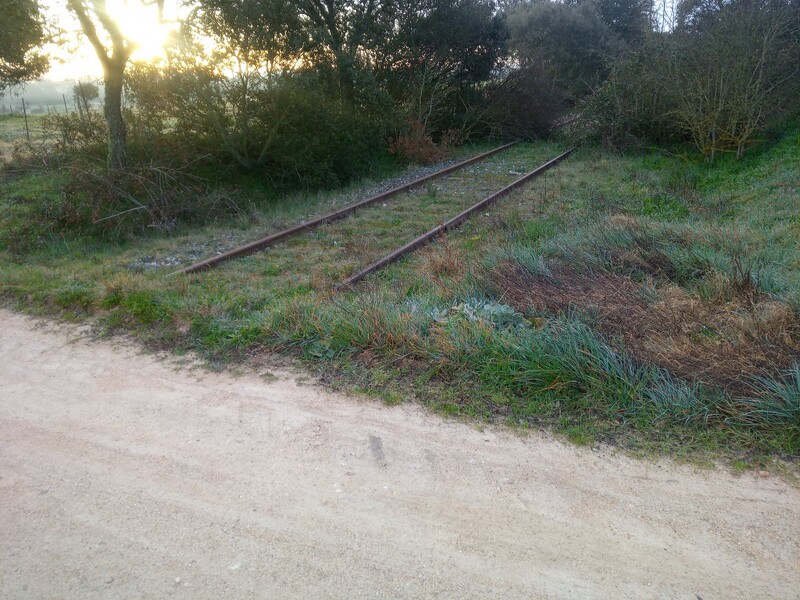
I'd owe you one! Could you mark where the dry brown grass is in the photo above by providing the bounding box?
[421,234,467,281]
[492,263,800,394]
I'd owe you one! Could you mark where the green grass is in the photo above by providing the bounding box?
[0,114,48,163]
[1,131,799,467]
[0,113,47,142]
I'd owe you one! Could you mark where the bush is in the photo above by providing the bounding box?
[0,165,247,252]
[483,66,568,139]
[126,65,397,189]
[255,77,396,188]
[39,109,108,164]
[388,119,462,164]
[581,0,800,156]
[578,38,684,149]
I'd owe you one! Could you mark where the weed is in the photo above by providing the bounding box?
[422,234,465,279]
[388,119,457,164]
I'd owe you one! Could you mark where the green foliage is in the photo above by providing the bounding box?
[0,166,248,252]
[507,1,620,98]
[73,80,98,103]
[591,0,653,45]
[745,366,800,449]
[538,215,782,296]
[397,0,507,85]
[676,0,800,160]
[0,170,70,253]
[582,0,800,157]
[578,37,683,148]
[0,0,49,90]
[385,0,508,136]
[265,290,798,453]
[41,109,107,162]
[431,300,530,330]
[482,65,568,139]
[256,76,395,188]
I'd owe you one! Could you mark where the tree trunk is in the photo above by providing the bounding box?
[103,64,127,171]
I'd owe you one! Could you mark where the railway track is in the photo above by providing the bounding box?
[172,142,516,276]
[341,148,573,286]
[172,144,572,288]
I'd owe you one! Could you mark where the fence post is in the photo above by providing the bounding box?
[22,98,30,142]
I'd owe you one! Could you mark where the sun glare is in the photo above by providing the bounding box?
[45,0,179,80]
[106,0,171,62]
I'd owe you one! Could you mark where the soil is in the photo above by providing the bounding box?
[1,308,798,599]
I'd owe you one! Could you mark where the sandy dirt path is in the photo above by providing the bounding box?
[0,309,798,599]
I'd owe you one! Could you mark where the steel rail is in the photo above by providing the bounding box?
[341,148,573,287]
[171,142,517,276]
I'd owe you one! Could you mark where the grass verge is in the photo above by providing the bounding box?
[1,134,798,469]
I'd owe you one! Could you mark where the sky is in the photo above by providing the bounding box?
[44,0,184,81]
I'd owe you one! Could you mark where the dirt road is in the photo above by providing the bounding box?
[1,309,798,599]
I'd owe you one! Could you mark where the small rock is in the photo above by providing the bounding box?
[175,577,181,584]
[758,470,770,478]
[105,577,114,584]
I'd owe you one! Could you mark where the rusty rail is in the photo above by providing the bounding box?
[341,148,573,287]
[171,142,517,275]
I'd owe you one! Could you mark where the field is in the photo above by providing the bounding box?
[0,114,48,163]
[1,124,799,467]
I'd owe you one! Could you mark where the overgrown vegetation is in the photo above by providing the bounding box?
[2,129,799,463]
[581,0,800,159]
[1,0,799,466]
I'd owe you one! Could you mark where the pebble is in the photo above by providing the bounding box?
[758,470,770,478]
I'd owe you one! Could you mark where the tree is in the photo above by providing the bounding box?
[73,80,99,117]
[582,0,800,157]
[507,1,619,99]
[193,0,506,104]
[191,0,508,136]
[380,0,507,133]
[670,0,800,159]
[590,0,653,45]
[390,0,506,82]
[675,0,728,32]
[195,0,396,103]
[0,0,49,91]
[190,0,301,73]
[66,0,164,169]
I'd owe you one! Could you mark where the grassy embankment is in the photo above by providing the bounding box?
[1,124,799,466]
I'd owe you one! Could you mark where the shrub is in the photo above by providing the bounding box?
[483,66,568,139]
[388,119,462,164]
[581,0,800,157]
[126,65,397,189]
[0,165,247,252]
[578,38,684,149]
